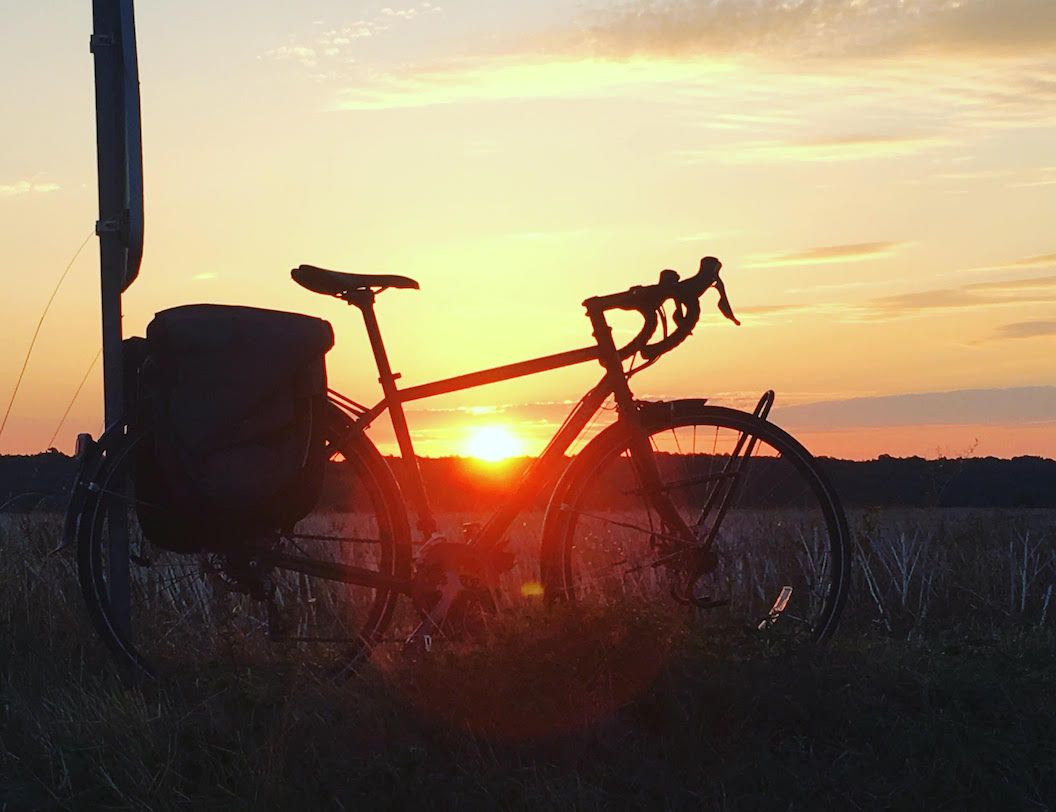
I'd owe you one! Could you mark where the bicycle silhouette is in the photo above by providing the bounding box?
[66,256,850,680]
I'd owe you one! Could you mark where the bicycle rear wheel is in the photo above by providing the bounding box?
[77,415,410,679]
[542,402,849,652]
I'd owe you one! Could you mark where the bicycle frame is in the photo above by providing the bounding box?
[332,287,661,554]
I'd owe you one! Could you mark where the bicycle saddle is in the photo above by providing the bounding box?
[291,264,420,296]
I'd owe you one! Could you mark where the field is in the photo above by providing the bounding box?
[2,508,1056,809]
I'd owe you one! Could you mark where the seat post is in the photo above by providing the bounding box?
[349,291,437,537]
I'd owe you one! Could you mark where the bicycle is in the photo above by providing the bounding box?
[65,256,850,680]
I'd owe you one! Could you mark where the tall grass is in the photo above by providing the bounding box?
[3,509,1056,809]
[848,508,1056,636]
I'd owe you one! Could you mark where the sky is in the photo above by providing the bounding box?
[1,0,1055,460]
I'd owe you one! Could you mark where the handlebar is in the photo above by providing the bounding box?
[583,256,739,361]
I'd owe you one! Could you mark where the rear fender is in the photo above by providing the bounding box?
[56,427,125,555]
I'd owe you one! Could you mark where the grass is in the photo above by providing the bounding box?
[2,510,1056,810]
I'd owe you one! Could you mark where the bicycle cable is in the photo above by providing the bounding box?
[0,230,94,447]
[47,348,102,449]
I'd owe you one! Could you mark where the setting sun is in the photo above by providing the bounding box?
[466,426,522,461]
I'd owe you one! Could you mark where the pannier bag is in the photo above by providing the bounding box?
[130,304,335,553]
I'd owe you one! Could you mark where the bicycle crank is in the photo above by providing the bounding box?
[404,541,514,651]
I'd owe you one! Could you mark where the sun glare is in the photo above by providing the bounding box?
[466,426,522,461]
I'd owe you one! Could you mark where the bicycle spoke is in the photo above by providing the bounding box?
[564,507,698,548]
[545,404,848,647]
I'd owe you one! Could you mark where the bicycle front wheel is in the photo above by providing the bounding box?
[541,402,849,651]
[77,416,410,680]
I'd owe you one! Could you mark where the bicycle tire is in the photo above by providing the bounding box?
[77,405,411,679]
[541,401,850,652]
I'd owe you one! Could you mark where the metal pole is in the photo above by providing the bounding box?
[91,0,143,636]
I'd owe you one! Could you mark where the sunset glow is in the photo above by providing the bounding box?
[2,1,1055,460]
[465,426,523,462]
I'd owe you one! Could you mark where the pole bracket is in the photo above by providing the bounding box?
[89,33,115,52]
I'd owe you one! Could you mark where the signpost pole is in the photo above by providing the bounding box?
[90,0,144,636]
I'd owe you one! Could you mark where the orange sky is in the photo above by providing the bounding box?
[2,0,1054,460]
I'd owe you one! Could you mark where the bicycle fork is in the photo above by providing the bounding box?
[664,391,777,611]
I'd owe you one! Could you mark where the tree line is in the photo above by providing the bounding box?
[2,450,1054,514]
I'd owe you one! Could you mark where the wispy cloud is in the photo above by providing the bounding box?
[330,56,723,109]
[0,180,60,197]
[855,274,1056,320]
[974,253,1056,271]
[746,271,1056,324]
[575,0,1056,61]
[747,241,907,268]
[265,0,1056,128]
[675,135,949,164]
[263,3,442,77]
[965,274,1056,292]
[995,320,1056,339]
[772,386,1056,429]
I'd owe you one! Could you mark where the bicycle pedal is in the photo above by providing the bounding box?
[757,586,793,630]
[403,624,440,656]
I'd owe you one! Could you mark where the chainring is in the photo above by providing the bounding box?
[411,541,513,640]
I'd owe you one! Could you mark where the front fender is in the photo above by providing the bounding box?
[635,398,710,430]
[538,398,708,586]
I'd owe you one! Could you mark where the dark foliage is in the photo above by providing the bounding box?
[4,452,1056,515]
[823,454,1056,508]
[0,450,76,512]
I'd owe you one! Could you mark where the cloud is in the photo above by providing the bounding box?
[264,45,320,69]
[965,274,1056,292]
[972,253,1056,271]
[747,271,1056,323]
[857,276,1056,319]
[330,56,720,109]
[995,320,1056,339]
[771,386,1056,429]
[267,0,1056,119]
[747,241,906,268]
[575,0,1056,61]
[263,3,442,78]
[674,134,950,165]
[0,180,60,197]
[1009,179,1056,188]
[831,271,1056,320]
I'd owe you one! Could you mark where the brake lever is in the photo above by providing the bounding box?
[713,277,741,325]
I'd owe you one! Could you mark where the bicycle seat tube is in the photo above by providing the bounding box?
[346,288,437,537]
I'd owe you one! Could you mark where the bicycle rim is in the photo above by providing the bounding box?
[545,404,849,653]
[77,426,409,679]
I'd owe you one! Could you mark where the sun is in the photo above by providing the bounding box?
[466,426,522,461]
